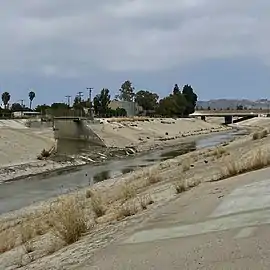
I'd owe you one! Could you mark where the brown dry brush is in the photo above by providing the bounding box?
[50,197,88,245]
[90,191,107,218]
[252,129,268,140]
[218,148,270,180]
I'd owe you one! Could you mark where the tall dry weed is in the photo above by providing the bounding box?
[50,197,87,244]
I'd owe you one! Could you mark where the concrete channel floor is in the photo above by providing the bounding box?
[76,168,270,270]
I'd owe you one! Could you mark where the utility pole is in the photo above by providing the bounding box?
[18,99,24,107]
[86,87,93,103]
[77,91,83,101]
[65,95,71,107]
[86,87,94,119]
[76,91,84,117]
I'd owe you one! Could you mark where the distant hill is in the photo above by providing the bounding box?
[197,99,270,110]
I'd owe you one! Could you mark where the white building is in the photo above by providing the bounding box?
[13,111,41,118]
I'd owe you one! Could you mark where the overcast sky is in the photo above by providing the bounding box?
[0,0,269,106]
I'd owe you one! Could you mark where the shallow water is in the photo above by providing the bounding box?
[0,129,245,214]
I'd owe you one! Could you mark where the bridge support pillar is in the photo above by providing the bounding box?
[224,115,233,125]
[201,116,206,121]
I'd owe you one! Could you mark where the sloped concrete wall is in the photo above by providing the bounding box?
[54,118,106,149]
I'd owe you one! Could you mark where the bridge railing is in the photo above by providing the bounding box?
[194,109,269,114]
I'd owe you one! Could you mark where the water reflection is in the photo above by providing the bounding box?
[57,139,102,155]
[160,142,196,160]
[93,170,110,183]
[122,167,135,174]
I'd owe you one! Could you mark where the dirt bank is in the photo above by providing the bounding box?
[0,118,269,269]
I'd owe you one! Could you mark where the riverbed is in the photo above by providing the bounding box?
[0,129,246,214]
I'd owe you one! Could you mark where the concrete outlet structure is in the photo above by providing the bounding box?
[224,115,233,124]
[53,117,106,154]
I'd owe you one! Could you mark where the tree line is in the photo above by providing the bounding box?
[92,81,197,117]
[0,80,198,118]
[1,90,36,113]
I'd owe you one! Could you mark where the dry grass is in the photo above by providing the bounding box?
[252,132,260,140]
[222,161,239,177]
[174,177,201,194]
[20,223,36,244]
[90,191,106,218]
[219,148,270,180]
[50,197,88,244]
[188,179,202,188]
[116,200,138,220]
[0,230,17,254]
[138,195,154,210]
[120,183,136,201]
[182,159,191,172]
[0,217,46,255]
[246,149,270,170]
[252,129,268,140]
[85,189,92,198]
[174,180,188,194]
[37,149,51,160]
[147,172,162,185]
[213,147,227,158]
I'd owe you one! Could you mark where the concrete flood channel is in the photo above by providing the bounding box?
[0,129,247,215]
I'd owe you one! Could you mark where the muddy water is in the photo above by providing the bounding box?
[0,130,245,214]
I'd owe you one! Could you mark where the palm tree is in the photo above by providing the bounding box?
[29,90,36,110]
[2,92,11,109]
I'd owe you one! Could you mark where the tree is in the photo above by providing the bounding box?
[10,103,23,112]
[118,80,135,102]
[35,104,51,114]
[107,107,127,117]
[157,94,187,117]
[116,107,127,117]
[135,90,159,111]
[28,90,36,110]
[93,88,111,116]
[173,84,180,95]
[73,95,83,110]
[2,92,10,109]
[182,84,197,115]
[51,103,70,110]
[174,93,188,116]
[156,96,173,116]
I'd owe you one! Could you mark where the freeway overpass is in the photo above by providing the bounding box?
[190,109,269,124]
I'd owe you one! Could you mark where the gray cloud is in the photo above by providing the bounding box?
[0,0,269,77]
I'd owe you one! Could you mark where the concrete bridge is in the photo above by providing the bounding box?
[190,109,269,124]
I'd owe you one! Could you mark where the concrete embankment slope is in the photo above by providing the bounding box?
[54,117,229,154]
[0,120,54,166]
[90,118,229,150]
[235,117,270,129]
[0,117,229,170]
